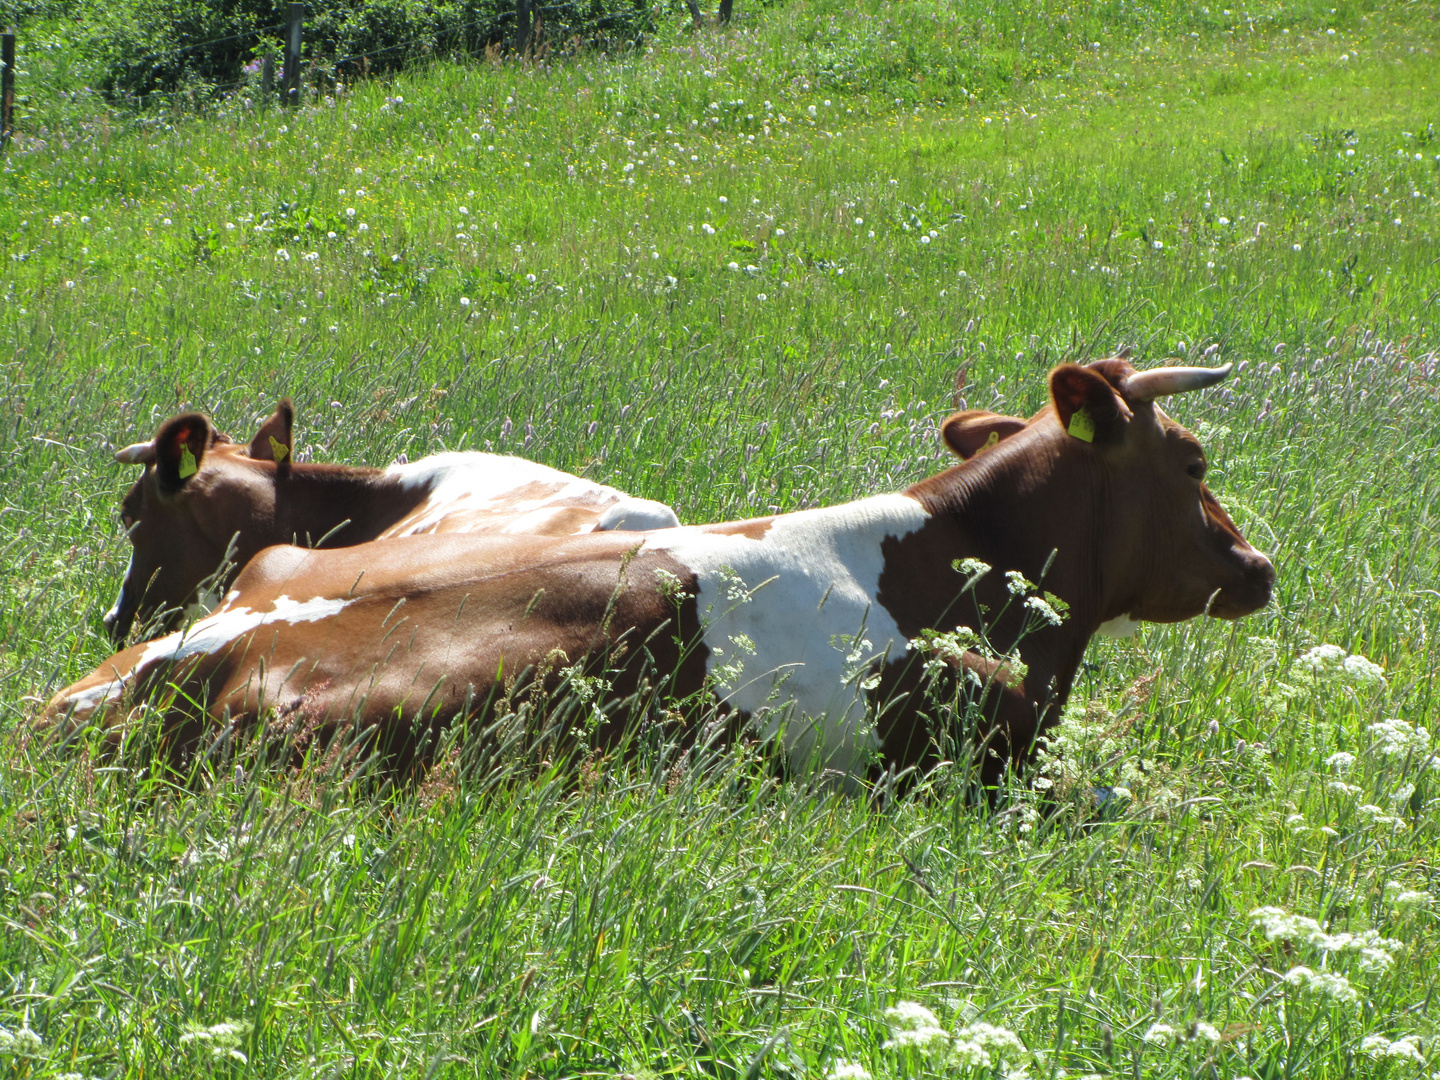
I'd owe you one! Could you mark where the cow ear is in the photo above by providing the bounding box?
[940,411,1028,460]
[248,399,294,467]
[1049,364,1133,445]
[154,413,213,493]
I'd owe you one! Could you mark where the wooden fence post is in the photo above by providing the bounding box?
[282,3,303,106]
[1,28,15,150]
[512,0,533,54]
[261,52,274,103]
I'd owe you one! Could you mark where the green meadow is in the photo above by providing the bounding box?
[1,0,1439,1074]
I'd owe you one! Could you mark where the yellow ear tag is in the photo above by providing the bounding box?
[178,445,199,479]
[1068,406,1096,443]
[983,430,1000,449]
[268,435,290,463]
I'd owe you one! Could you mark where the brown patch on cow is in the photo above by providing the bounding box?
[532,507,607,536]
[503,479,596,505]
[64,533,719,779]
[701,518,775,540]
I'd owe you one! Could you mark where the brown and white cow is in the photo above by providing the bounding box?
[47,358,1273,788]
[103,401,680,644]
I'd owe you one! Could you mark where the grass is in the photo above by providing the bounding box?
[1,0,1439,1074]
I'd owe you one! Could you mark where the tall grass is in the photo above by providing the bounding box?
[1,0,1438,1075]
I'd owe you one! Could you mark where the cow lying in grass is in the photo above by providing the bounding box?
[104,400,680,644]
[47,358,1274,789]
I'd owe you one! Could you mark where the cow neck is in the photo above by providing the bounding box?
[902,429,1111,714]
[268,462,430,547]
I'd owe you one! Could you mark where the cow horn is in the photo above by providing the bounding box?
[1122,362,1233,402]
[114,441,158,465]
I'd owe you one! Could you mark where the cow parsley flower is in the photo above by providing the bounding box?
[1283,966,1359,1005]
[883,1002,949,1055]
[1190,1021,1222,1044]
[1251,906,1403,969]
[1143,1022,1176,1046]
[1366,717,1430,757]
[1384,881,1432,911]
[1342,653,1385,685]
[0,1024,44,1056]
[1358,803,1410,833]
[825,1062,872,1080]
[179,1019,252,1063]
[1005,570,1035,596]
[1025,595,1063,626]
[1325,751,1356,771]
[1296,643,1347,673]
[1360,1035,1425,1062]
[949,1021,1026,1068]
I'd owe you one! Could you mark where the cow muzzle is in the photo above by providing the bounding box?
[1209,547,1276,619]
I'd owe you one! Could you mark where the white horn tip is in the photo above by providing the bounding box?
[114,442,157,465]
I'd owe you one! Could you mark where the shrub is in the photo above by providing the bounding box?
[73,0,665,101]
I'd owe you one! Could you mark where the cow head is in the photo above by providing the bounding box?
[104,401,294,644]
[939,357,1274,632]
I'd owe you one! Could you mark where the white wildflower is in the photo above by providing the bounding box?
[1190,1022,1222,1044]
[1384,881,1431,911]
[1005,570,1034,596]
[1361,1035,1425,1062]
[1024,595,1063,626]
[1143,1022,1176,1046]
[1366,718,1430,757]
[826,1062,872,1080]
[1325,751,1356,771]
[957,557,992,580]
[1296,643,1347,673]
[179,1018,251,1063]
[1283,966,1359,1005]
[883,1001,949,1055]
[0,1025,44,1055]
[1342,653,1385,685]
[1356,803,1406,830]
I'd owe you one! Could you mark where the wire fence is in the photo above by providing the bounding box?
[0,0,737,132]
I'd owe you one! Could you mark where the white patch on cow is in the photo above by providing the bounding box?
[133,594,354,672]
[55,593,352,722]
[104,552,136,627]
[383,452,674,536]
[644,494,930,782]
[1096,614,1140,639]
[593,497,681,533]
[58,677,127,718]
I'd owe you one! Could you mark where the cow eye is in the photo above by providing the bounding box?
[1186,461,1206,481]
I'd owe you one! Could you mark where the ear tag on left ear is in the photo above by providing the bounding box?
[1068,407,1096,443]
[983,431,1000,449]
[178,445,199,479]
[268,436,290,463]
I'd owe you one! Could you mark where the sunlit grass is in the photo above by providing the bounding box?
[0,0,1438,1075]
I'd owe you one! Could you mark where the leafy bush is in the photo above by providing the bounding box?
[70,0,667,100]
